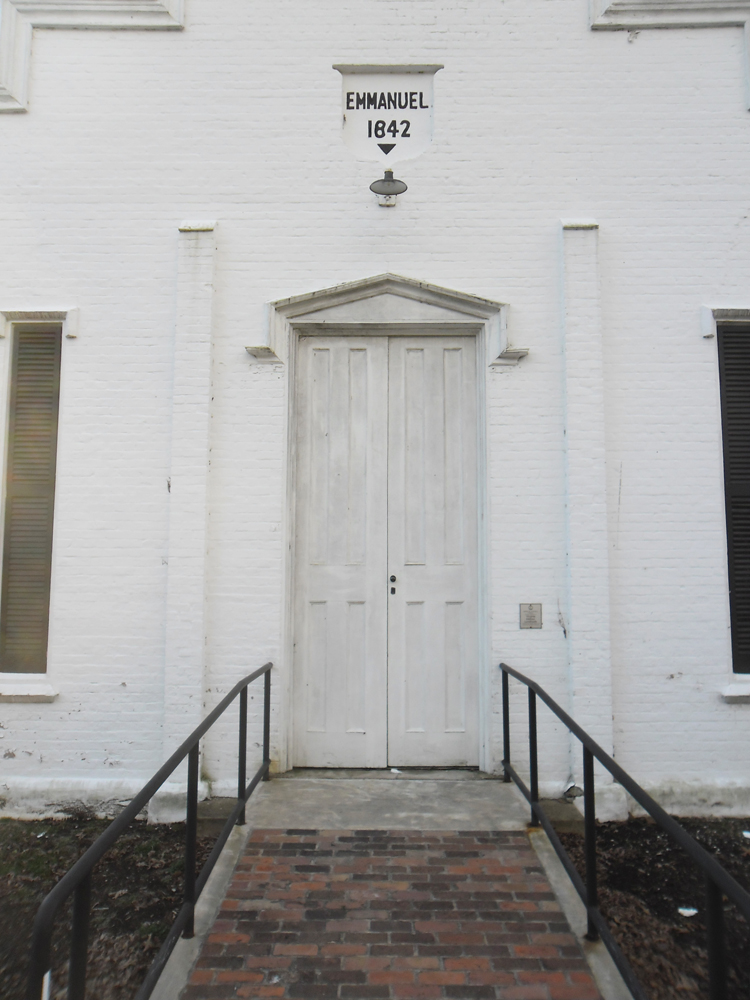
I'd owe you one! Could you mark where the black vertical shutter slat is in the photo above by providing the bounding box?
[0,329,61,672]
[717,323,750,673]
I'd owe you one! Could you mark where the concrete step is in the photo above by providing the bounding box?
[235,773,530,832]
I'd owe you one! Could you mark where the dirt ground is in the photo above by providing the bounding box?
[0,813,215,1000]
[556,814,750,1000]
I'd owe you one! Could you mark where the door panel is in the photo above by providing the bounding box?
[293,334,478,768]
[293,337,388,766]
[387,337,479,766]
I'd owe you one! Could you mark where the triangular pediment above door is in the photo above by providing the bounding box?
[297,292,476,324]
[263,274,518,366]
[277,273,502,323]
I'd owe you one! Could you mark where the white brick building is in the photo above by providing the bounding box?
[1,0,749,818]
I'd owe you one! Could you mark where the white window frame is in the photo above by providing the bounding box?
[0,309,73,700]
[0,0,183,112]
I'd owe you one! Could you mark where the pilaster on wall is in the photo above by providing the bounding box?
[560,221,621,811]
[161,222,216,769]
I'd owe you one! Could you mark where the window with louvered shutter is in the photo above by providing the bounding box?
[717,323,750,674]
[0,327,61,673]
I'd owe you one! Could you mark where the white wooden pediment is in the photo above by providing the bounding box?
[253,274,524,367]
[297,293,476,326]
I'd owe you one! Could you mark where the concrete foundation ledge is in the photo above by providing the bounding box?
[206,775,267,798]
[510,779,630,822]
[523,778,750,820]
[0,777,211,820]
[0,778,152,819]
[575,783,629,822]
[147,781,211,823]
[626,780,750,817]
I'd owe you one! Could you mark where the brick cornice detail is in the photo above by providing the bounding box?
[0,0,183,112]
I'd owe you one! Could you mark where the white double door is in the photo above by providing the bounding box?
[293,335,479,767]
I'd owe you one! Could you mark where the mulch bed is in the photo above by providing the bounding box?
[558,816,750,1000]
[0,813,215,1000]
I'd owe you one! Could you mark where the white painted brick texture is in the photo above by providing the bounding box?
[1,0,749,814]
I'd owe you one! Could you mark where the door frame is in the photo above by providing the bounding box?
[269,274,509,773]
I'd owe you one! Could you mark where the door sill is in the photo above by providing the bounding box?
[278,767,492,781]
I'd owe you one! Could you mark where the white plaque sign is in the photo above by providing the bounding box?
[334,64,442,166]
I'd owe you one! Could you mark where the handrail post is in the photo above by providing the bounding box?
[263,666,271,780]
[706,877,727,1000]
[528,688,539,826]
[183,743,199,939]
[238,685,248,824]
[26,929,52,1000]
[66,871,91,1000]
[501,667,511,782]
[583,746,599,940]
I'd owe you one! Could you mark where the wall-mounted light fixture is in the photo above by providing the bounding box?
[369,169,407,207]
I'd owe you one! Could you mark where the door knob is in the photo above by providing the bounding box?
[390,575,396,582]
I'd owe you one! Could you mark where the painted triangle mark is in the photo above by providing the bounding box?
[378,143,395,154]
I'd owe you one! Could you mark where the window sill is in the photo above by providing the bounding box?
[721,683,750,704]
[0,678,58,702]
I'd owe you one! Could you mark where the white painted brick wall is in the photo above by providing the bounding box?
[1,0,749,816]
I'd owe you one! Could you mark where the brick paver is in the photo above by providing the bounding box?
[182,830,601,1000]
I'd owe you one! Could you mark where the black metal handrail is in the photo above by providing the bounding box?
[27,661,273,1000]
[500,662,750,1000]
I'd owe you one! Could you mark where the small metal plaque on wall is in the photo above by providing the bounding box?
[520,604,542,629]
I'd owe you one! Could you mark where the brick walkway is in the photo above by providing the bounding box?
[182,830,601,1000]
